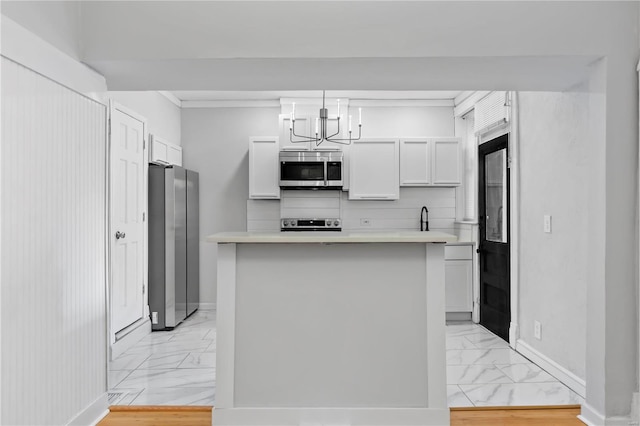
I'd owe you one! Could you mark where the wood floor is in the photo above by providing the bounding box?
[97,405,583,426]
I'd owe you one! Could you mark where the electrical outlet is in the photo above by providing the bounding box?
[534,320,542,340]
[544,215,552,233]
[360,218,371,226]
[152,312,158,324]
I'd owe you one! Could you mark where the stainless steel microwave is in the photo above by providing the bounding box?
[279,150,343,189]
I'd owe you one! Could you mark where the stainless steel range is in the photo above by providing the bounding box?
[281,218,342,232]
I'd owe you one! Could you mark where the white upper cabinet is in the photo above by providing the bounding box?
[249,136,280,199]
[348,138,399,200]
[167,144,183,167]
[400,138,432,185]
[150,135,182,166]
[400,137,461,186]
[432,138,461,185]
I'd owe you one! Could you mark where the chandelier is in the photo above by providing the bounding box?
[289,91,362,146]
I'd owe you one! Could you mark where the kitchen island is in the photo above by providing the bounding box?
[206,231,457,426]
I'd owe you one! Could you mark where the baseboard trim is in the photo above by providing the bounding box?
[515,339,586,398]
[451,404,581,411]
[66,393,109,426]
[109,405,212,412]
[509,322,519,349]
[578,402,632,426]
[111,318,151,360]
[198,302,217,311]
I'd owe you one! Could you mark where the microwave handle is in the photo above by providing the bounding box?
[324,161,328,187]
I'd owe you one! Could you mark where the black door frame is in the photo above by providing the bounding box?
[478,133,511,341]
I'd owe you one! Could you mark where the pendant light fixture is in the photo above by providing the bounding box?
[289,91,362,146]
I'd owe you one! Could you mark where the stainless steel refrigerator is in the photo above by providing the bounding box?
[148,165,199,330]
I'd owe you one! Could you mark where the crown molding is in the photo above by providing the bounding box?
[349,99,454,108]
[181,100,281,108]
[157,91,182,108]
[453,91,491,117]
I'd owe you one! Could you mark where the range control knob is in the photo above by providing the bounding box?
[291,220,297,227]
[334,220,340,226]
[283,220,289,227]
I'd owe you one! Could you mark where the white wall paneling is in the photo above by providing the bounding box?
[1,58,108,425]
[280,191,341,220]
[342,187,456,233]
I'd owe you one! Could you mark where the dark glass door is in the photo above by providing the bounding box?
[478,134,510,341]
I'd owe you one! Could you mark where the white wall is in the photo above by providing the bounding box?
[108,91,181,145]
[1,58,108,425]
[358,106,454,138]
[181,107,280,306]
[517,91,589,381]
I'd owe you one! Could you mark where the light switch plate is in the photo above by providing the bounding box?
[544,215,552,233]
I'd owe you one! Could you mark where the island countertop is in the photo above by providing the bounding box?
[206,230,457,244]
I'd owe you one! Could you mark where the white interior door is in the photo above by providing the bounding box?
[110,104,146,334]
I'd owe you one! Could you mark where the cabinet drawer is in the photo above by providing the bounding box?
[445,245,473,260]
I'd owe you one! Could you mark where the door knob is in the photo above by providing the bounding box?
[115,231,126,240]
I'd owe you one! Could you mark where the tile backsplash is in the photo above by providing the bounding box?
[247,187,456,233]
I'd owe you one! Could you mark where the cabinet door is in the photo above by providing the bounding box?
[168,145,183,167]
[249,136,280,199]
[445,260,473,312]
[348,139,399,200]
[279,114,311,151]
[400,138,431,186]
[150,136,170,165]
[432,138,461,185]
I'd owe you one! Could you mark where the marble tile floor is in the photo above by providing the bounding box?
[108,313,583,408]
[446,322,584,407]
[108,310,217,406]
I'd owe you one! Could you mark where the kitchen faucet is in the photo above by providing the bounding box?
[420,206,429,231]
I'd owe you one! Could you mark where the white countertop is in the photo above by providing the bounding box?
[206,231,457,244]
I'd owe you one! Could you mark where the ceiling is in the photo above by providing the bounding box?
[3,1,601,94]
[170,90,464,102]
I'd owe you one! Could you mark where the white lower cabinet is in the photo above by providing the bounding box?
[249,136,280,199]
[348,138,399,200]
[445,245,473,312]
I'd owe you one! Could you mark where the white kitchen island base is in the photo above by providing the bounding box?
[209,232,456,426]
